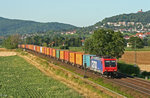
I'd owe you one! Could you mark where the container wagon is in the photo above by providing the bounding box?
[56,49,60,59]
[64,51,70,63]
[83,54,96,68]
[46,48,50,56]
[75,52,84,67]
[52,49,56,58]
[49,48,53,56]
[69,52,76,65]
[60,50,65,61]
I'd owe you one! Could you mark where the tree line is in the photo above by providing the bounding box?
[25,35,83,48]
[2,29,150,54]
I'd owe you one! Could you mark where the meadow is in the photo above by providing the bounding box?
[125,46,150,51]
[0,56,82,98]
[56,46,150,52]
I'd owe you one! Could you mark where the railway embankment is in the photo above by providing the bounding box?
[18,49,150,98]
[17,50,125,98]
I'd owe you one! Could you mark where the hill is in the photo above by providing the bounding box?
[92,10,150,33]
[0,17,77,36]
[102,10,150,23]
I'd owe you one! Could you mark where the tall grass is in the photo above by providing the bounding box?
[0,56,82,98]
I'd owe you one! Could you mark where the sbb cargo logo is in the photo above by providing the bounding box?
[91,60,97,70]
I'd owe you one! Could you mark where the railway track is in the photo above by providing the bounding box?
[111,78,150,96]
[26,49,150,98]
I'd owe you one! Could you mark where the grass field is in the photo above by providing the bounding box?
[69,47,83,52]
[125,46,150,51]
[0,56,82,98]
[119,51,150,72]
[56,46,150,52]
[53,46,84,52]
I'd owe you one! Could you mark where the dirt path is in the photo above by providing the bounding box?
[0,52,16,56]
[0,48,16,56]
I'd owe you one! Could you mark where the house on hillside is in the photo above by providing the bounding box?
[135,33,146,39]
[137,9,143,13]
[124,36,130,40]
[127,42,131,47]
[144,32,150,36]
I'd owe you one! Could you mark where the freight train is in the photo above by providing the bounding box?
[18,44,118,77]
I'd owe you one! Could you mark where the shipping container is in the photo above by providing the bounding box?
[23,44,25,48]
[27,45,29,49]
[36,46,38,52]
[44,47,47,55]
[90,57,103,73]
[49,48,53,56]
[31,45,33,50]
[69,52,76,64]
[83,54,96,68]
[31,45,32,50]
[64,51,70,62]
[21,44,25,48]
[46,48,50,55]
[35,45,37,52]
[40,47,42,53]
[75,52,84,66]
[21,44,23,48]
[18,44,20,48]
[28,45,31,50]
[37,46,40,53]
[52,49,56,57]
[33,45,35,51]
[42,47,44,54]
[30,45,34,50]
[24,45,26,48]
[25,45,28,49]
[60,50,65,60]
[56,49,60,59]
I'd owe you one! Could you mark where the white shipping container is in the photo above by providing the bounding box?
[34,45,36,51]
[40,47,42,53]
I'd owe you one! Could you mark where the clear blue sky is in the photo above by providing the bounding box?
[0,0,150,27]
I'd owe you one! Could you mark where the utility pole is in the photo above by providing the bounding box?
[84,63,87,78]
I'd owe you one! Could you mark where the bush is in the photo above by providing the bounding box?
[141,71,150,76]
[117,62,140,75]
[59,45,69,49]
[2,34,21,49]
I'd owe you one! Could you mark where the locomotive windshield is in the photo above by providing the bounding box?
[105,60,116,67]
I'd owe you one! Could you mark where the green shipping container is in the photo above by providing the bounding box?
[56,50,60,59]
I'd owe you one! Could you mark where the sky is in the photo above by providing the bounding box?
[0,0,150,27]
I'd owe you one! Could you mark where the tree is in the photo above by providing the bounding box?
[43,42,47,47]
[143,38,148,46]
[128,37,144,48]
[148,39,150,47]
[84,29,125,58]
[2,34,21,49]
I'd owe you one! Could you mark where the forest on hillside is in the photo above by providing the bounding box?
[0,17,77,36]
[101,10,150,23]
